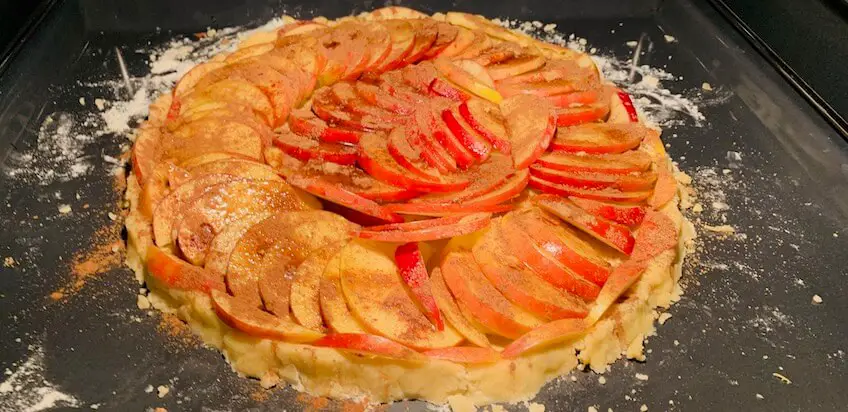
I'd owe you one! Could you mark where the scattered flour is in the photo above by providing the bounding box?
[0,346,80,412]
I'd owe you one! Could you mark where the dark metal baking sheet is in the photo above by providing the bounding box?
[1,0,847,411]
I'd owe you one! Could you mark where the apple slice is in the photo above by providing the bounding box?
[138,160,177,219]
[535,151,653,175]
[434,26,475,58]
[358,132,470,193]
[497,79,587,99]
[544,87,606,109]
[473,222,589,319]
[501,94,556,169]
[611,89,639,123]
[320,252,368,333]
[584,260,647,324]
[290,242,347,331]
[354,82,415,115]
[441,107,492,161]
[418,103,476,169]
[288,107,362,144]
[234,211,355,308]
[648,159,677,210]
[434,58,503,104]
[458,99,511,153]
[312,333,426,362]
[203,212,273,279]
[487,55,546,81]
[569,197,647,227]
[555,104,610,127]
[312,90,393,131]
[175,180,313,266]
[273,129,358,165]
[501,318,587,359]
[495,59,588,86]
[534,194,635,255]
[499,211,602,298]
[373,20,417,72]
[530,165,658,192]
[224,42,274,63]
[185,158,282,182]
[161,116,265,164]
[429,77,472,102]
[461,169,529,207]
[551,123,647,154]
[146,246,225,293]
[424,347,500,364]
[456,29,493,59]
[409,154,514,204]
[402,20,439,65]
[173,61,226,97]
[339,241,464,349]
[175,78,275,127]
[429,268,491,347]
[386,126,443,180]
[368,6,428,20]
[440,252,543,339]
[394,242,444,330]
[423,22,460,58]
[357,213,492,242]
[387,202,515,217]
[529,176,652,203]
[286,174,403,223]
[329,82,405,124]
[151,174,237,247]
[277,20,327,37]
[210,290,322,342]
[131,125,160,183]
[444,12,525,43]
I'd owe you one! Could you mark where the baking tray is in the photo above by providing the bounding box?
[1,0,847,411]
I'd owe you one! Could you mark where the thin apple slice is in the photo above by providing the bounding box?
[555,103,610,127]
[402,20,439,65]
[175,180,313,266]
[373,20,417,72]
[361,23,392,73]
[569,197,647,227]
[495,59,591,86]
[487,55,546,81]
[173,61,226,97]
[441,107,492,161]
[312,89,392,131]
[434,58,503,104]
[551,123,647,154]
[423,22,460,58]
[584,260,647,324]
[329,82,405,124]
[320,252,368,333]
[131,125,160,183]
[529,176,652,203]
[472,222,589,319]
[290,242,347,331]
[174,78,275,127]
[417,103,475,169]
[393,169,526,216]
[288,107,362,144]
[409,153,514,204]
[471,42,524,67]
[530,165,657,192]
[185,158,282,182]
[312,333,426,362]
[138,160,177,219]
[368,6,428,20]
[358,132,470,193]
[499,210,602,298]
[386,126,443,180]
[430,268,491,347]
[545,87,605,109]
[394,242,444,330]
[387,202,515,217]
[287,174,403,223]
[444,12,525,43]
[429,77,472,102]
[274,128,358,165]
[534,194,635,255]
[146,246,225,293]
[440,252,543,339]
[203,212,273,278]
[501,94,556,169]
[497,79,586,99]
[210,290,322,342]
[339,241,464,349]
[277,20,327,37]
[357,213,492,242]
[151,174,238,247]
[161,116,265,164]
[501,318,587,359]
[610,89,639,123]
[648,159,677,210]
[354,82,415,115]
[228,211,355,308]
[458,99,511,153]
[461,169,529,207]
[434,26,475,58]
[455,29,493,59]
[535,151,653,174]
[424,347,500,364]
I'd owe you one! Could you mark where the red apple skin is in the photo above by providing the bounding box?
[357,213,492,242]
[648,159,677,209]
[394,242,444,330]
[441,108,492,161]
[210,290,323,343]
[458,100,511,153]
[569,197,647,227]
[501,318,587,358]
[311,333,426,362]
[535,151,653,175]
[286,175,403,223]
[529,165,657,192]
[533,194,636,255]
[147,246,225,293]
[528,176,652,204]
[616,89,639,122]
[501,94,556,169]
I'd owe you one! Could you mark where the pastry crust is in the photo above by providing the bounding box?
[123,9,695,409]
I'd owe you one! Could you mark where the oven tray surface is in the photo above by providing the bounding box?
[0,0,846,410]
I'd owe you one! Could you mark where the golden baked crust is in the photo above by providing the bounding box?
[124,7,695,409]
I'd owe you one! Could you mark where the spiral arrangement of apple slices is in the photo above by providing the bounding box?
[131,7,683,369]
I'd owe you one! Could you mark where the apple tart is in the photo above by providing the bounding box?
[124,6,693,409]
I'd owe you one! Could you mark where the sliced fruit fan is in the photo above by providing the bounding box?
[130,6,682,362]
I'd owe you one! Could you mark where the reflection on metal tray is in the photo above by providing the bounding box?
[1,0,846,411]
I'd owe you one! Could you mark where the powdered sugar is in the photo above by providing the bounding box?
[0,346,80,412]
